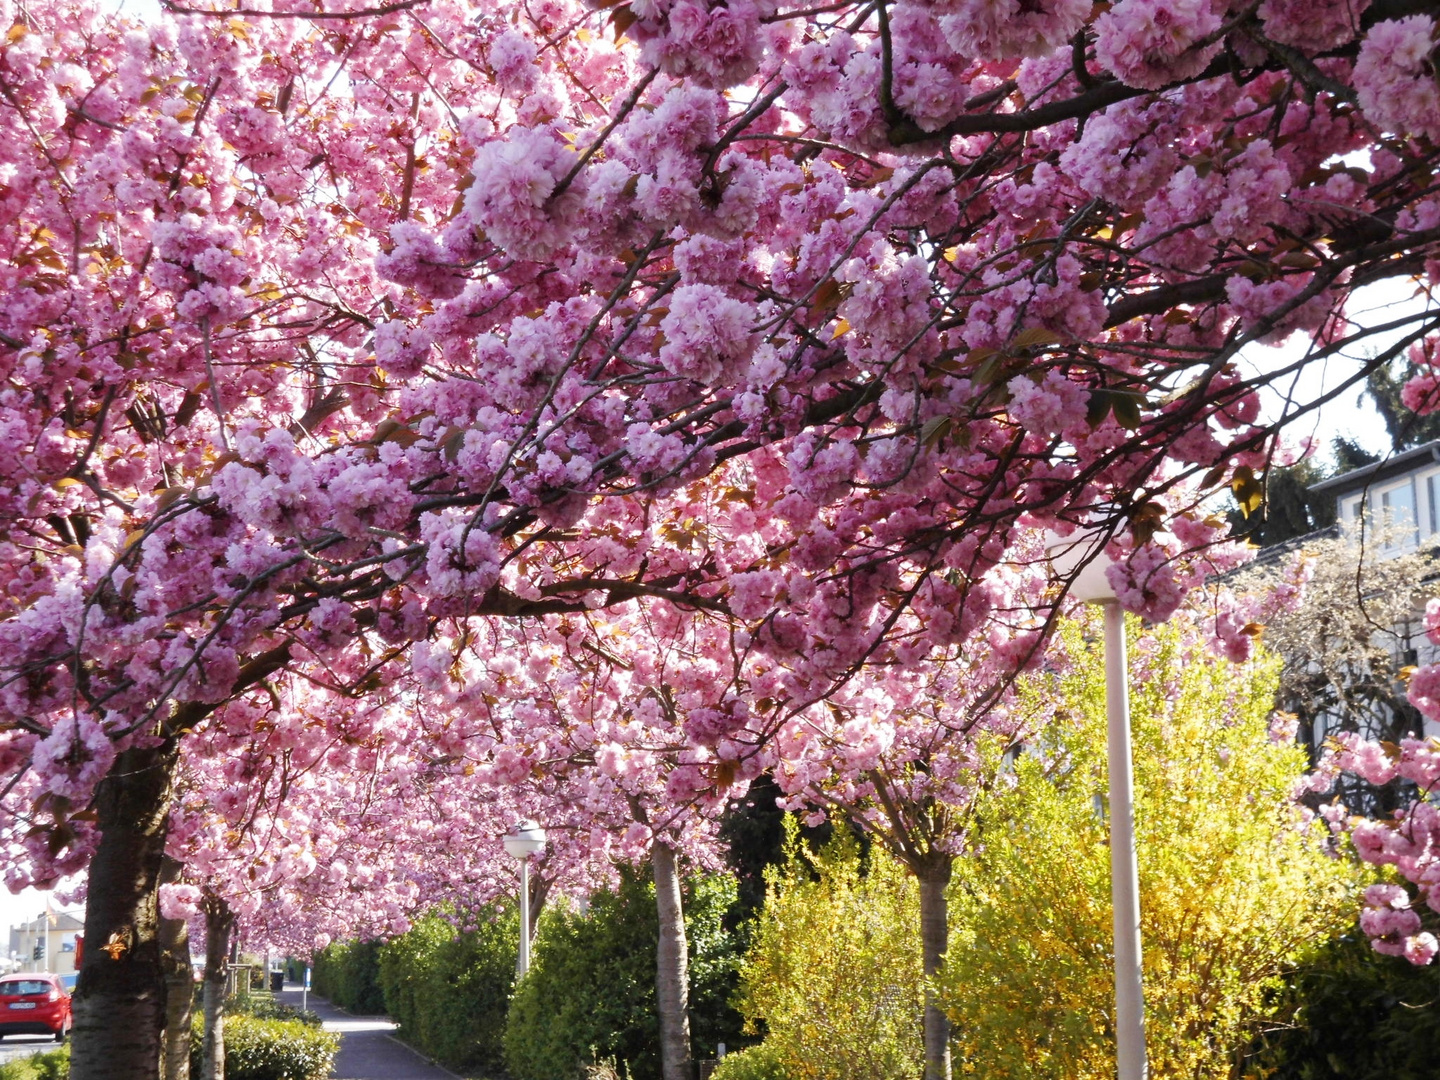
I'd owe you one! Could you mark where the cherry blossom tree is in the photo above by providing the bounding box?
[1231,534,1439,966]
[3,0,1440,1077]
[414,604,754,1080]
[158,680,434,1080]
[1334,596,1440,967]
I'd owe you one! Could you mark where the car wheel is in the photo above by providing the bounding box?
[55,1026,67,1043]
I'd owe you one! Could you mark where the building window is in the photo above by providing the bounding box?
[1378,479,1419,549]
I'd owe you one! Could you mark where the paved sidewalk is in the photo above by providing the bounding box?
[276,986,458,1080]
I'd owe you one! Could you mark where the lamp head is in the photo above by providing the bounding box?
[1042,529,1118,604]
[503,819,547,860]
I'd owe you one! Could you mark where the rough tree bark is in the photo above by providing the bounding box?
[159,857,194,1080]
[528,871,550,942]
[199,896,236,1080]
[69,739,180,1080]
[68,653,288,1080]
[651,843,692,1080]
[917,852,954,1080]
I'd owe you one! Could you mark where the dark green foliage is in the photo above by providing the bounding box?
[687,875,750,1061]
[376,905,518,1073]
[0,1046,69,1080]
[504,869,747,1080]
[1248,930,1440,1080]
[1368,361,1440,451]
[188,1014,339,1080]
[311,938,386,1014]
[1228,458,1337,548]
[1332,437,1380,473]
[719,773,832,927]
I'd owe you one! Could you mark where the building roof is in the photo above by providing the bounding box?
[1239,524,1341,570]
[5,909,84,951]
[1309,439,1440,495]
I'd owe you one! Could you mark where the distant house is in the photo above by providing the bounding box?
[1312,438,1440,556]
[6,908,83,976]
[1305,441,1440,744]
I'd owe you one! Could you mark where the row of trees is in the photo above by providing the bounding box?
[156,567,1440,1080]
[306,615,1431,1080]
[1,0,1439,1077]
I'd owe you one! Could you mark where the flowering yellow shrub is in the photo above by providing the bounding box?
[942,617,1363,1080]
[737,823,924,1080]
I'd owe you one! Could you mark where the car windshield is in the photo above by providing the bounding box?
[0,981,52,996]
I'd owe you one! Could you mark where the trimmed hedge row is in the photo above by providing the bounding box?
[311,938,386,1014]
[312,869,747,1080]
[189,1014,339,1080]
[0,1010,334,1080]
[376,906,518,1073]
[504,869,746,1080]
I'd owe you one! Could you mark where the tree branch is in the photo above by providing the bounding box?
[160,0,430,19]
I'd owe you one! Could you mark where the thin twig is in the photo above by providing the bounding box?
[161,0,431,18]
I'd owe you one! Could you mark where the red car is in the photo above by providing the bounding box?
[0,974,71,1042]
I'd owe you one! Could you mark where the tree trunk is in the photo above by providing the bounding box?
[70,738,180,1080]
[651,844,692,1080]
[918,854,953,1080]
[528,870,550,941]
[159,858,194,1080]
[200,897,235,1080]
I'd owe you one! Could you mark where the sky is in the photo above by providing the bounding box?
[1243,278,1421,468]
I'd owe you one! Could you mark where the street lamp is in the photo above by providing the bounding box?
[1045,531,1147,1080]
[503,819,547,977]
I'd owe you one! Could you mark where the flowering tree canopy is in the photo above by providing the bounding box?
[1339,595,1440,968]
[3,0,1440,1074]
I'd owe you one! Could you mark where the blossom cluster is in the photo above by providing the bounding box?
[1,0,1439,986]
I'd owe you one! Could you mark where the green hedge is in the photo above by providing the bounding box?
[0,1047,69,1080]
[0,1016,336,1080]
[235,993,322,1026]
[376,906,518,1073]
[504,869,746,1080]
[1247,930,1440,1079]
[311,938,386,1013]
[189,1014,339,1080]
[710,1044,792,1080]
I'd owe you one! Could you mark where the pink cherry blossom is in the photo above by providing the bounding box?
[1355,16,1440,142]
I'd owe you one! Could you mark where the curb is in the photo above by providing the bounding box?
[382,1032,467,1080]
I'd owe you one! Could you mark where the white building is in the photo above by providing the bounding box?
[1310,441,1440,743]
[1317,438,1440,555]
[6,908,83,976]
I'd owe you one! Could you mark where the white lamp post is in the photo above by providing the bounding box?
[503,819,547,976]
[1046,532,1147,1080]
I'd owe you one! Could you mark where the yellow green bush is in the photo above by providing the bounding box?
[709,1043,792,1080]
[942,618,1363,1080]
[735,822,923,1080]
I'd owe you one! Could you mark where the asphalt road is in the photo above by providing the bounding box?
[276,987,459,1080]
[0,989,457,1079]
[0,1032,63,1066]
